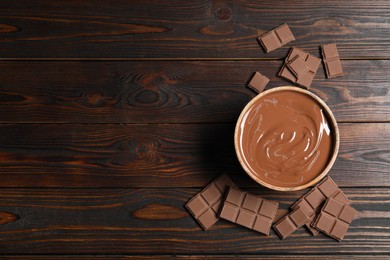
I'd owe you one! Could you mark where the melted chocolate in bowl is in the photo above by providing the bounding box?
[235,87,339,191]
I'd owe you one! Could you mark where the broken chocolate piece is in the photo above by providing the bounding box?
[258,24,295,53]
[220,187,278,235]
[312,197,357,241]
[279,47,321,89]
[322,43,343,78]
[186,174,237,230]
[290,176,350,235]
[273,206,311,239]
[287,55,309,78]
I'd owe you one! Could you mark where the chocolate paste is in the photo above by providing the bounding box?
[236,89,333,188]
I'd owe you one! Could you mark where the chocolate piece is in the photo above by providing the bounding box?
[285,47,307,62]
[291,176,350,234]
[287,56,309,78]
[304,215,320,235]
[285,48,321,73]
[312,197,357,241]
[305,55,322,73]
[296,71,315,88]
[322,44,343,78]
[279,47,321,89]
[220,187,278,235]
[273,206,311,239]
[258,24,295,53]
[247,72,269,93]
[186,174,237,230]
[279,65,296,82]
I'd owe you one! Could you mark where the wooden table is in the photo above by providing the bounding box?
[0,1,389,258]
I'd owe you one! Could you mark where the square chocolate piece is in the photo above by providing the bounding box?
[322,43,340,60]
[312,197,357,241]
[279,65,297,82]
[305,55,321,73]
[296,71,314,89]
[220,187,278,235]
[273,206,310,239]
[247,72,269,93]
[258,23,295,53]
[186,173,237,230]
[287,56,309,78]
[325,59,343,78]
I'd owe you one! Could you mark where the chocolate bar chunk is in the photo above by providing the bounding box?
[258,23,295,53]
[279,47,321,89]
[306,191,351,236]
[279,65,296,82]
[287,55,309,78]
[220,187,278,235]
[304,190,350,236]
[296,71,315,88]
[312,197,357,241]
[186,174,237,230]
[296,200,320,235]
[304,214,320,235]
[322,43,343,78]
[290,176,350,235]
[247,72,269,93]
[273,206,311,239]
[285,47,321,73]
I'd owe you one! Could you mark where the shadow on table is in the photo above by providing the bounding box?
[199,123,260,187]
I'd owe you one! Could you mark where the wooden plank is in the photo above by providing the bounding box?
[0,1,388,58]
[1,256,389,259]
[0,123,388,188]
[0,188,388,254]
[0,60,388,123]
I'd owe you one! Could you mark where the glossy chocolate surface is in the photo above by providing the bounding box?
[236,89,334,188]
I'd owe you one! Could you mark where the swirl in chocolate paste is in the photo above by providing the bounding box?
[237,90,332,187]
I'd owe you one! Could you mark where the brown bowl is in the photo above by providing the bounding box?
[234,86,339,191]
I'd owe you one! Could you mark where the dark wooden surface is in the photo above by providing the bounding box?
[0,188,389,255]
[0,0,389,258]
[0,60,388,123]
[0,0,389,58]
[0,123,388,188]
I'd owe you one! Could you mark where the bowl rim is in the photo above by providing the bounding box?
[234,86,340,191]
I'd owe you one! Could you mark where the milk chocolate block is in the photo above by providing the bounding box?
[291,176,349,213]
[286,47,322,73]
[247,72,269,93]
[220,187,278,235]
[313,197,357,241]
[279,47,321,89]
[303,214,320,235]
[273,206,311,239]
[322,43,343,78]
[258,23,295,53]
[186,174,237,230]
[287,55,309,78]
[290,176,350,234]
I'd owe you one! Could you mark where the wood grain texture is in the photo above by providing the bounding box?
[0,1,389,58]
[0,211,19,225]
[0,188,388,254]
[0,0,387,257]
[3,257,389,260]
[0,60,388,123]
[0,123,388,188]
